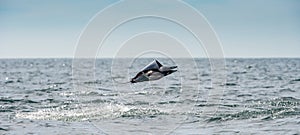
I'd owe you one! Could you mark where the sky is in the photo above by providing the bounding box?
[0,0,299,58]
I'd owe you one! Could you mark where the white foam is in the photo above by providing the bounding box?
[15,103,133,121]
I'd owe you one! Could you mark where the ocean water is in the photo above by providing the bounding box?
[0,58,299,134]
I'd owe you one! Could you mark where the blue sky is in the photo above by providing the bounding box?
[0,0,299,58]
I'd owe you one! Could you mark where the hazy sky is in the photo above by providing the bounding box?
[0,0,299,58]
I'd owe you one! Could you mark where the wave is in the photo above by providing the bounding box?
[207,97,300,122]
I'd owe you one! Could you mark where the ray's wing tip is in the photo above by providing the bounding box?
[154,59,163,67]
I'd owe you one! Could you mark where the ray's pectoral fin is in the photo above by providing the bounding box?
[130,72,142,83]
[130,71,150,83]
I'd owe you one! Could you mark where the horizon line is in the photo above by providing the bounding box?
[0,56,299,59]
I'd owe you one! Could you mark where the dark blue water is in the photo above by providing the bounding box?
[0,58,299,134]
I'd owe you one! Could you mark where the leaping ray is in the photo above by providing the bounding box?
[130,59,177,83]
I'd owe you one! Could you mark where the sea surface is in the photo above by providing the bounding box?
[0,58,299,135]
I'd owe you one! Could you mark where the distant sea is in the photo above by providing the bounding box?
[1,58,299,134]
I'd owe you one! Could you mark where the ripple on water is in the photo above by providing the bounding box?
[291,78,300,82]
[207,97,300,122]
[0,98,39,104]
[279,88,296,93]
